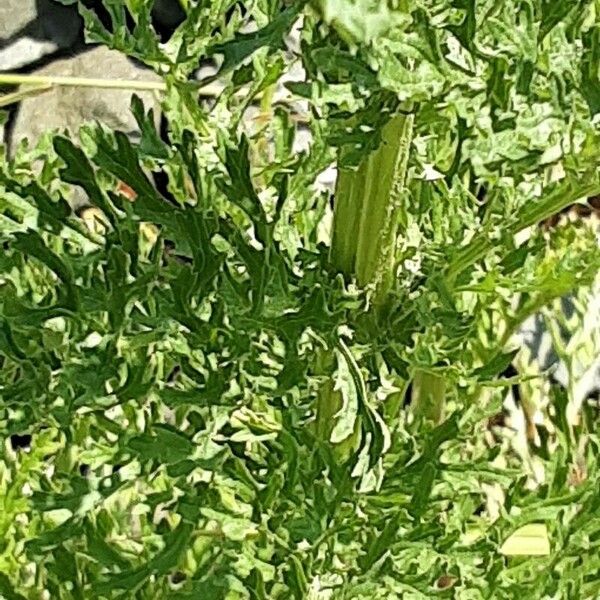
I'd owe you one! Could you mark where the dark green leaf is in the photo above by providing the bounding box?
[474,349,520,381]
[410,462,437,518]
[54,135,115,225]
[130,94,170,159]
[12,230,79,310]
[0,574,27,600]
[208,4,303,73]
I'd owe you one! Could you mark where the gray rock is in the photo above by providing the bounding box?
[0,0,82,71]
[9,46,161,151]
[0,0,37,39]
[0,37,58,71]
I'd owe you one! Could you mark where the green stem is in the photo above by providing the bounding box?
[411,369,446,424]
[260,83,276,115]
[330,112,414,297]
[316,111,415,438]
[0,84,52,108]
[0,73,168,91]
[446,176,600,282]
[0,73,228,109]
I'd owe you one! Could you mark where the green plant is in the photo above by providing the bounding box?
[1,0,600,598]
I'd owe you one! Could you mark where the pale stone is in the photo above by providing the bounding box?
[9,45,161,151]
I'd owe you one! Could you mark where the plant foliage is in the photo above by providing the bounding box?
[0,0,600,598]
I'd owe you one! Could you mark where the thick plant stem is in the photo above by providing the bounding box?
[327,111,446,427]
[316,112,416,439]
[312,344,361,463]
[330,112,414,304]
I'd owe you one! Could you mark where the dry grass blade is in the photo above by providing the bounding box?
[0,84,53,108]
